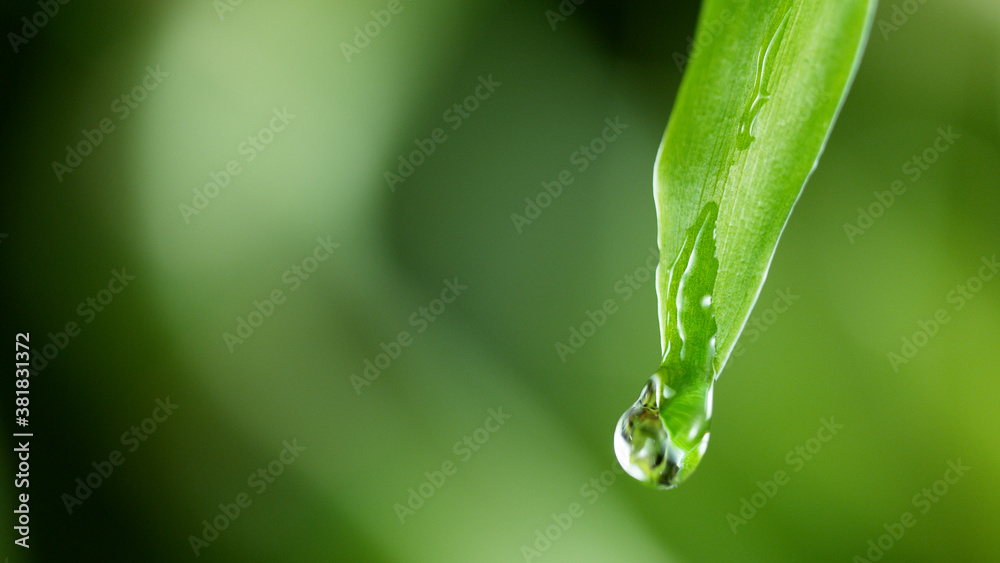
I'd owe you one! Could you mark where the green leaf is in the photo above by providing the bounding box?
[654,0,877,373]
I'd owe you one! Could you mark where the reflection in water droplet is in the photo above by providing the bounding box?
[615,201,719,489]
[736,7,792,150]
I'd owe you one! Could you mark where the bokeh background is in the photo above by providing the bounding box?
[2,0,999,561]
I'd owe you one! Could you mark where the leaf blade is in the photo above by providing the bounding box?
[654,0,878,372]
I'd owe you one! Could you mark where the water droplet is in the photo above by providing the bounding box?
[736,7,792,150]
[615,202,719,489]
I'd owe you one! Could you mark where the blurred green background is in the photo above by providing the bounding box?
[2,0,998,561]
